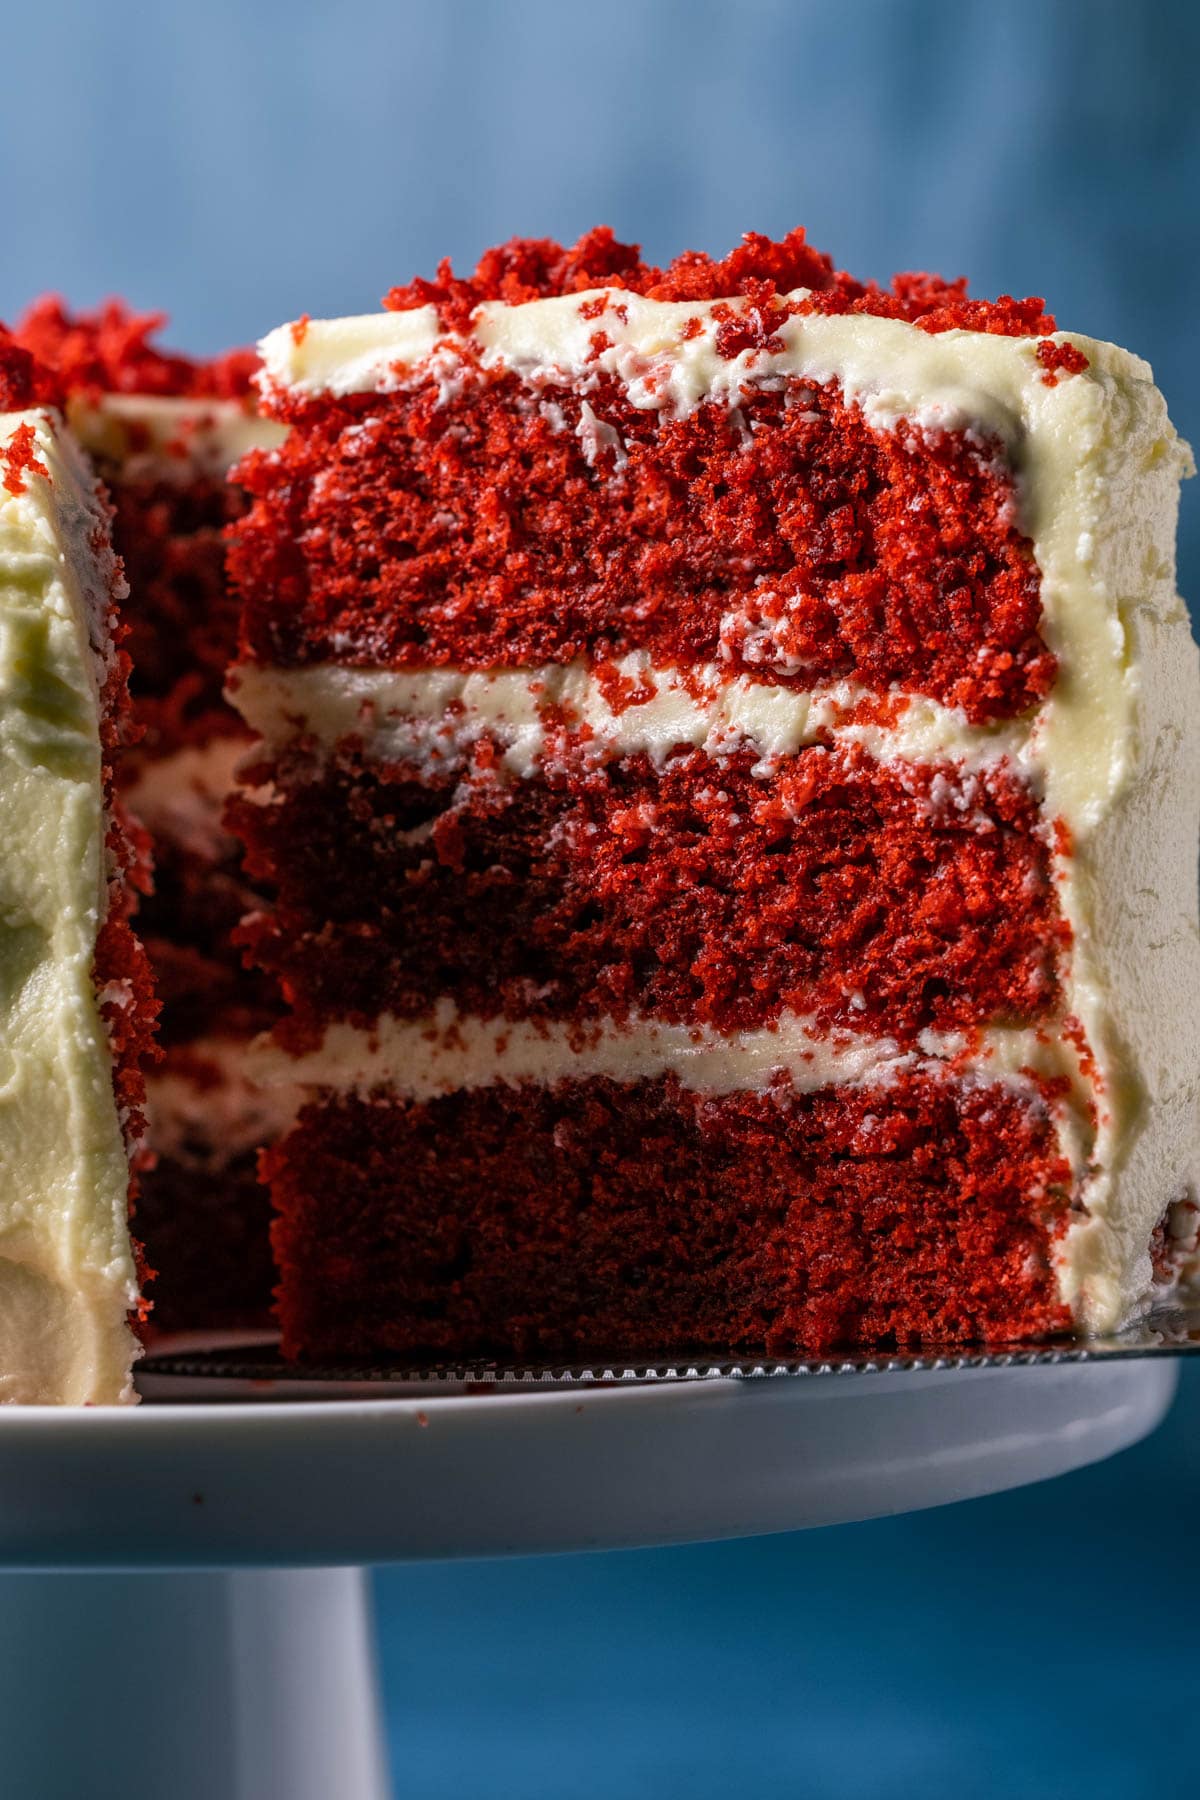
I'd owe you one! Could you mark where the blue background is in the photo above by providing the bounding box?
[5,2,1198,1793]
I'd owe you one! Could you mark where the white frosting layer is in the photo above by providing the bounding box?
[252,1001,1087,1137]
[0,410,141,1403]
[264,288,1039,432]
[253,291,1200,1333]
[67,394,286,484]
[229,657,1028,783]
[123,733,247,860]
[147,1037,301,1168]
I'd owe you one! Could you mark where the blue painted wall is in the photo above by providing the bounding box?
[5,3,1196,1792]
[374,1366,1200,1800]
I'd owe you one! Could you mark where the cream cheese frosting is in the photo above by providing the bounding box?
[252,1002,1091,1137]
[147,1037,303,1168]
[123,731,248,861]
[251,292,1200,1335]
[228,659,1031,783]
[68,393,286,484]
[0,410,140,1403]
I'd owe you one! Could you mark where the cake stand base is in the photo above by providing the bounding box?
[0,1359,1178,1799]
[0,1567,388,1800]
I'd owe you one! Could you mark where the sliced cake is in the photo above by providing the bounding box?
[218,229,1196,1359]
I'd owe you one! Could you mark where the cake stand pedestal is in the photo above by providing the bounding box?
[0,1358,1177,1800]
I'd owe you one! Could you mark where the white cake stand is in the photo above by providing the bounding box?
[0,1355,1177,1800]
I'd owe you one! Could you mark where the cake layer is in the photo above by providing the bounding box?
[138,1039,300,1330]
[235,356,1048,722]
[0,407,149,1402]
[136,1148,272,1334]
[71,394,286,753]
[267,1075,1074,1359]
[245,291,1189,830]
[232,740,1063,1039]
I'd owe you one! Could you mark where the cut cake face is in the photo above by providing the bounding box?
[223,230,1200,1360]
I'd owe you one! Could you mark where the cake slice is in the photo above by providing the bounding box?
[0,332,157,1401]
[228,229,1200,1359]
[15,301,290,1331]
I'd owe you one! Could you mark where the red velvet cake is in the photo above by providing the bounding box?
[226,229,1200,1361]
[15,301,289,1331]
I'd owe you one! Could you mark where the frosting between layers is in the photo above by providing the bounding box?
[124,732,248,860]
[229,658,1029,782]
[68,393,286,484]
[147,1036,302,1167]
[251,1002,1091,1165]
[0,410,140,1404]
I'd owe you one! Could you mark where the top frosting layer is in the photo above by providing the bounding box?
[260,286,1084,421]
[68,393,286,485]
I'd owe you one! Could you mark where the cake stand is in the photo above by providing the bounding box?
[0,1337,1189,1800]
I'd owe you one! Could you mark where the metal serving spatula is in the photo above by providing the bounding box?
[136,1298,1200,1389]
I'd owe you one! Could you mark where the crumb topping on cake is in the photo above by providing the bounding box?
[15,298,257,398]
[1036,338,1091,385]
[384,226,1063,342]
[0,325,61,411]
[0,419,49,495]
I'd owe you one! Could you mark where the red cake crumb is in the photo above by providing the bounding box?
[234,368,1052,723]
[136,1045,275,1334]
[231,742,1066,1043]
[0,324,62,411]
[1036,338,1091,385]
[384,227,1057,339]
[15,298,256,399]
[267,1075,1074,1360]
[1,420,49,496]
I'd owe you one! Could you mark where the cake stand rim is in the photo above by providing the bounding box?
[0,1358,1175,1567]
